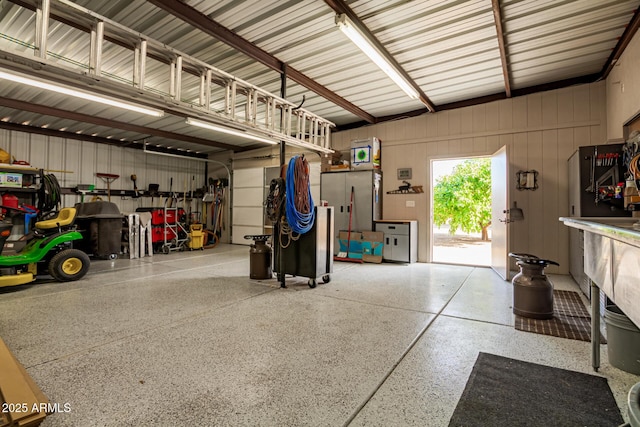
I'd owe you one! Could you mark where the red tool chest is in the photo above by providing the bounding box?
[150,226,177,243]
[136,208,185,225]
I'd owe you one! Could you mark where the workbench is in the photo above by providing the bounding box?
[560,216,640,371]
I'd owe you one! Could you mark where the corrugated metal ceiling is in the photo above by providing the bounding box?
[0,0,638,156]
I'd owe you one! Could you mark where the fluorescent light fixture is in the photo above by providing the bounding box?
[185,117,278,145]
[0,68,165,117]
[335,14,419,100]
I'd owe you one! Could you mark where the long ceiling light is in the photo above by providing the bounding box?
[185,118,278,145]
[0,69,165,117]
[335,14,419,100]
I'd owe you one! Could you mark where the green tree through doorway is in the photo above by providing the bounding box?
[433,158,492,240]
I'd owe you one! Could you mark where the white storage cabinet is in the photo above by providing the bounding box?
[374,220,417,263]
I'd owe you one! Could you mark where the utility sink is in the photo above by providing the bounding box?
[587,217,640,230]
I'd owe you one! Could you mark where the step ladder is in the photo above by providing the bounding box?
[0,0,334,153]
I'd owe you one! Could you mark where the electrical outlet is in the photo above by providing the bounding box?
[406,200,415,207]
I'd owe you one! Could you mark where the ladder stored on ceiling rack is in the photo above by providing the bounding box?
[0,0,334,153]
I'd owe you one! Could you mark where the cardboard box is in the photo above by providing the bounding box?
[321,151,348,173]
[0,337,49,427]
[625,195,640,207]
[361,231,384,263]
[0,173,22,187]
[338,231,363,258]
[350,137,381,170]
[337,230,384,263]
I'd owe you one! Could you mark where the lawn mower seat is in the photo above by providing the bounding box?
[35,207,77,231]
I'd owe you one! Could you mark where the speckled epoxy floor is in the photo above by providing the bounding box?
[0,244,638,426]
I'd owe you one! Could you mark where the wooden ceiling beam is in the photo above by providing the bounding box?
[491,0,511,98]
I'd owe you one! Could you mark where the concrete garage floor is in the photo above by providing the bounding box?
[0,244,638,426]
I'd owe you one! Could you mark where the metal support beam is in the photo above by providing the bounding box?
[34,0,50,59]
[147,0,376,123]
[89,20,104,77]
[491,0,511,97]
[0,121,207,159]
[601,7,640,79]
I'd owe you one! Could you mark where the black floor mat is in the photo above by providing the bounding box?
[448,352,623,427]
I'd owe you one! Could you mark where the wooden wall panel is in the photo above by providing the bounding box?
[542,130,560,272]
[542,92,558,127]
[437,112,449,137]
[512,97,527,129]
[510,132,528,258]
[460,107,473,134]
[449,139,461,155]
[448,109,461,135]
[487,135,501,154]
[557,88,574,124]
[526,131,544,258]
[499,99,513,130]
[527,93,542,128]
[485,102,499,132]
[573,126,590,152]
[472,104,487,132]
[590,125,605,145]
[472,137,486,154]
[557,128,575,270]
[426,113,438,139]
[573,86,590,122]
[590,81,605,122]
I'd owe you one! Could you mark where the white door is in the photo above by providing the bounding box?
[232,167,265,245]
[491,145,510,280]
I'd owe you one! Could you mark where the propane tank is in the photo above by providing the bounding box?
[246,235,273,280]
[509,253,559,319]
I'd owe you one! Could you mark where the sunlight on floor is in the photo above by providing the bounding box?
[432,226,491,266]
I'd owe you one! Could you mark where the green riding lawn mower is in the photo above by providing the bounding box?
[0,207,90,288]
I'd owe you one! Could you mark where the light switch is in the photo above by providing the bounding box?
[406,200,415,207]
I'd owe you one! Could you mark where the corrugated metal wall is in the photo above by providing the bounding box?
[331,81,609,274]
[0,130,207,214]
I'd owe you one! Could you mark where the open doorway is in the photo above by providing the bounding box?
[431,157,491,266]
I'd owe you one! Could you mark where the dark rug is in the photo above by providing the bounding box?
[448,352,623,427]
[515,290,605,343]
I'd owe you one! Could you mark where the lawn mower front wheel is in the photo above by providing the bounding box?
[49,249,90,282]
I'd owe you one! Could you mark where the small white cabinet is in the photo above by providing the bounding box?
[374,220,417,263]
